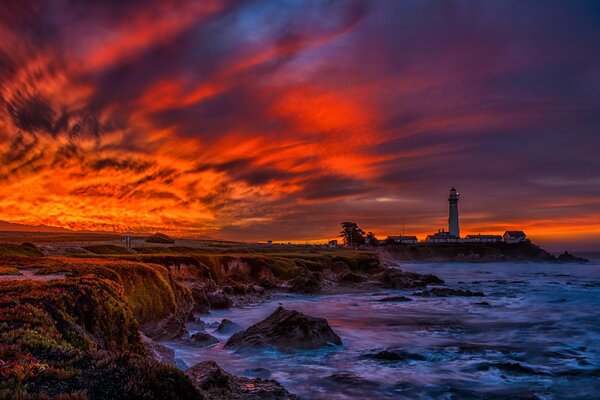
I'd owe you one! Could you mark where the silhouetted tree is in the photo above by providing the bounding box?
[365,232,379,246]
[340,222,365,247]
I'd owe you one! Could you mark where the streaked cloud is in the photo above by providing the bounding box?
[0,0,598,250]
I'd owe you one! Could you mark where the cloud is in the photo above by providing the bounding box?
[0,0,598,249]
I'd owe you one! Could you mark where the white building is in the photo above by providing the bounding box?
[503,231,527,243]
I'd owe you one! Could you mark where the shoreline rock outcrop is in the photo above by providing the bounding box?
[225,306,342,351]
[186,361,299,399]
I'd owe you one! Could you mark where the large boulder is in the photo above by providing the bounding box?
[140,333,175,365]
[217,319,243,334]
[379,269,444,289]
[186,361,298,400]
[189,332,219,346]
[225,306,341,351]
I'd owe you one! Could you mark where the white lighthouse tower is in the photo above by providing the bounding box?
[448,187,460,237]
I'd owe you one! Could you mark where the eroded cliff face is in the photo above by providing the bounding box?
[0,248,386,399]
[0,273,201,400]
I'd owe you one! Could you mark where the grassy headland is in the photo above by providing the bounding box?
[0,235,380,399]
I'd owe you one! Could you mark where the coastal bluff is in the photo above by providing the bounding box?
[378,241,582,263]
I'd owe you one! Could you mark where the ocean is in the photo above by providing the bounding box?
[166,260,600,399]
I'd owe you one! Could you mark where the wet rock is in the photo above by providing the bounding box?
[223,284,251,295]
[189,284,211,313]
[259,277,278,290]
[244,368,272,379]
[325,373,380,389]
[475,301,491,307]
[288,271,321,293]
[363,350,425,362]
[225,306,342,351]
[140,333,175,365]
[186,360,298,399]
[414,288,484,297]
[377,296,412,302]
[337,272,367,284]
[207,291,232,309]
[190,332,219,345]
[557,251,589,263]
[380,269,444,289]
[477,362,540,375]
[217,319,243,334]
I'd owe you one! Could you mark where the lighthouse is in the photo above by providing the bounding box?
[448,187,460,237]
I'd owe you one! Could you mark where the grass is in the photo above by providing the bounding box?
[81,245,132,255]
[0,244,43,257]
[0,263,200,399]
[0,257,187,324]
[0,238,379,399]
[0,266,21,275]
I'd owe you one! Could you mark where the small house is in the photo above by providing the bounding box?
[503,231,527,243]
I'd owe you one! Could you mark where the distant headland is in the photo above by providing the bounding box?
[330,188,589,263]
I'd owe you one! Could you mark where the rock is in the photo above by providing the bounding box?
[557,251,589,263]
[190,332,219,345]
[380,269,444,289]
[414,288,484,297]
[217,319,243,334]
[186,361,298,399]
[225,306,342,351]
[330,260,350,274]
[288,271,321,293]
[337,272,366,284]
[378,296,412,302]
[207,291,232,309]
[140,333,175,365]
[223,284,250,295]
[189,284,211,313]
[259,278,278,290]
[244,368,271,379]
[363,350,425,362]
[477,362,539,375]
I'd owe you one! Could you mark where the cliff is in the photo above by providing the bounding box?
[0,245,381,399]
[379,241,558,263]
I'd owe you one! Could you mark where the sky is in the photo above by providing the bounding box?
[0,0,599,251]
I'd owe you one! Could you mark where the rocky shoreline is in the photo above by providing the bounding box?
[1,239,589,399]
[135,257,485,399]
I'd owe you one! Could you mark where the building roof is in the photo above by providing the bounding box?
[504,230,526,238]
[388,235,418,240]
[427,231,459,239]
[466,234,502,239]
